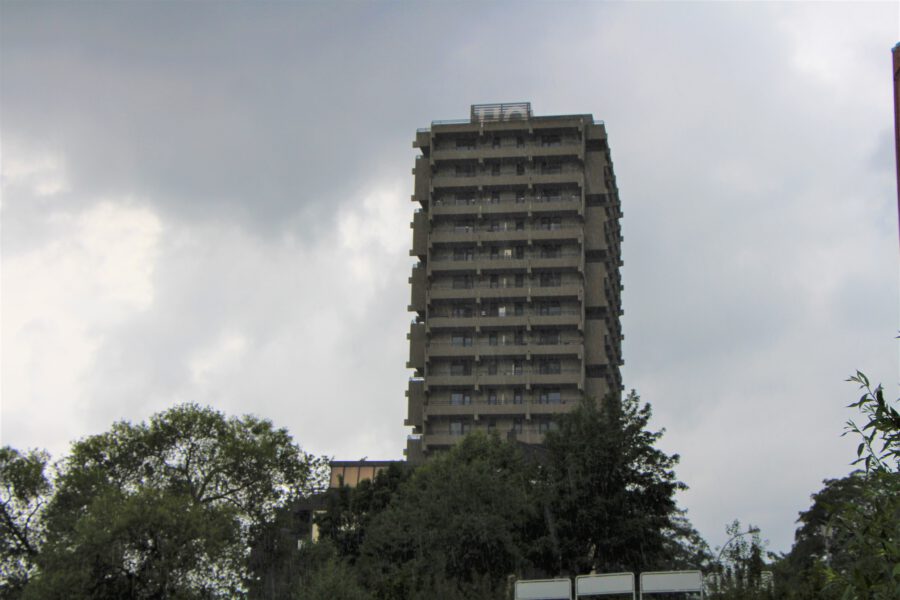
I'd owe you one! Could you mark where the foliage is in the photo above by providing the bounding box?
[824,373,900,600]
[844,372,899,473]
[534,392,687,575]
[23,403,328,599]
[708,520,773,600]
[315,462,413,562]
[0,447,51,598]
[356,433,534,600]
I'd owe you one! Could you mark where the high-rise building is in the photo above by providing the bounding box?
[404,103,623,461]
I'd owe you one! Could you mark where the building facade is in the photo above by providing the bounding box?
[404,103,623,460]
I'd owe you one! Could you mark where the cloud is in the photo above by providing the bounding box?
[1,199,162,456]
[1,0,896,555]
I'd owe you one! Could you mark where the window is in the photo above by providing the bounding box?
[538,420,558,434]
[515,274,525,287]
[487,419,497,432]
[539,389,562,404]
[453,247,474,261]
[538,301,562,316]
[514,303,524,316]
[540,217,562,231]
[502,248,513,260]
[492,136,501,149]
[513,389,524,404]
[455,164,476,177]
[512,359,524,375]
[515,246,525,259]
[513,418,524,433]
[490,191,501,203]
[539,359,561,374]
[514,329,525,345]
[450,419,471,435]
[487,389,498,405]
[541,161,561,174]
[540,245,561,258]
[451,304,474,317]
[452,275,473,289]
[540,272,562,287]
[450,361,471,376]
[515,219,525,231]
[491,164,501,176]
[451,332,473,347]
[456,192,475,204]
[456,138,476,150]
[490,274,499,288]
[450,390,471,405]
[516,163,525,175]
[453,220,474,232]
[488,332,498,346]
[541,134,561,147]
[515,190,526,203]
[516,136,524,148]
[486,360,498,375]
[539,330,560,345]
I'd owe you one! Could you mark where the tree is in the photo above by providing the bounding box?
[535,392,687,576]
[0,447,51,598]
[708,520,773,600]
[821,373,900,600]
[356,433,535,600]
[23,404,328,599]
[774,473,867,600]
[315,462,413,563]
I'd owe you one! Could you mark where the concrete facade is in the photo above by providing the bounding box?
[405,103,624,459]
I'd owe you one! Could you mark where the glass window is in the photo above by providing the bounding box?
[516,163,525,175]
[541,135,561,147]
[539,389,562,404]
[450,390,471,405]
[513,389,524,404]
[539,360,561,374]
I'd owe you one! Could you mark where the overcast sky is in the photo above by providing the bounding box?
[1,1,897,554]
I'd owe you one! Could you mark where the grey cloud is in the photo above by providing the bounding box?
[2,0,897,555]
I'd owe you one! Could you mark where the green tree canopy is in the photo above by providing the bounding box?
[1,447,51,597]
[356,433,535,600]
[535,392,687,576]
[23,404,328,600]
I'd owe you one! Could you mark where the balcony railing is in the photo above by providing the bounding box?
[431,251,581,263]
[432,194,580,208]
[427,367,581,377]
[427,308,580,318]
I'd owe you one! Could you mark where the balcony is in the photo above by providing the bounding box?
[428,225,582,245]
[430,195,582,217]
[426,308,582,330]
[426,341,581,359]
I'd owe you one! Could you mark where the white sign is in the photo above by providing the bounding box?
[640,571,703,594]
[515,578,572,600]
[576,572,635,596]
[471,102,532,123]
